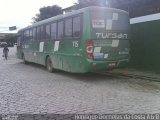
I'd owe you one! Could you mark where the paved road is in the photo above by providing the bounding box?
[0,46,160,114]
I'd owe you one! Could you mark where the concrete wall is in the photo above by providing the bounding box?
[130,18,160,71]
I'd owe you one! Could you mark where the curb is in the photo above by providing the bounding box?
[96,71,160,82]
[108,72,160,82]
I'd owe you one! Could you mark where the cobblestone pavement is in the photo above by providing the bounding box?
[0,46,160,114]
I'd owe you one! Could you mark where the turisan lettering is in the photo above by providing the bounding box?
[96,33,128,39]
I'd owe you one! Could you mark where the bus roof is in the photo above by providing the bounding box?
[19,6,128,32]
[87,6,128,14]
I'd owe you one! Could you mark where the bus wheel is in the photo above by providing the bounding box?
[46,57,53,72]
[22,54,27,64]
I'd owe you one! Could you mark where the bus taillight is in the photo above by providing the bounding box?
[86,40,93,59]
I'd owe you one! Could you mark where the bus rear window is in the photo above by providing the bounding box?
[90,11,129,31]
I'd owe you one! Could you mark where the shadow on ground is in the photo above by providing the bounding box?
[13,61,160,92]
[17,61,123,82]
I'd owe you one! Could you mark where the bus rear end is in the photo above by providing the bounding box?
[85,7,130,71]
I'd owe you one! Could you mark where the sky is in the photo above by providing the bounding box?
[0,0,77,33]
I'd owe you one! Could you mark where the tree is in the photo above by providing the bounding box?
[74,0,107,9]
[32,5,63,23]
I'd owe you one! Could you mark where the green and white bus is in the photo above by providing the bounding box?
[17,7,130,73]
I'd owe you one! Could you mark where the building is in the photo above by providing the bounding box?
[0,33,7,42]
[0,33,16,42]
[63,6,75,13]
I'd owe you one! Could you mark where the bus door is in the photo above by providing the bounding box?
[17,33,23,59]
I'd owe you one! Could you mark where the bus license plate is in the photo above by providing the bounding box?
[108,62,116,67]
[93,53,104,59]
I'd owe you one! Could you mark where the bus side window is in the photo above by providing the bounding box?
[29,29,33,41]
[73,16,81,38]
[41,25,45,41]
[24,30,30,41]
[64,18,72,38]
[51,23,57,40]
[21,32,24,42]
[37,26,41,41]
[33,28,37,41]
[27,30,30,41]
[46,24,51,40]
[23,31,26,41]
[57,21,64,39]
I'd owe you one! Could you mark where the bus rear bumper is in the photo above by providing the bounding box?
[88,59,129,72]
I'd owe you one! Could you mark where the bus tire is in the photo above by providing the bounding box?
[22,53,28,64]
[46,56,54,73]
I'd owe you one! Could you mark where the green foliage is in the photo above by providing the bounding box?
[32,5,63,23]
[4,34,16,44]
[75,0,107,9]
